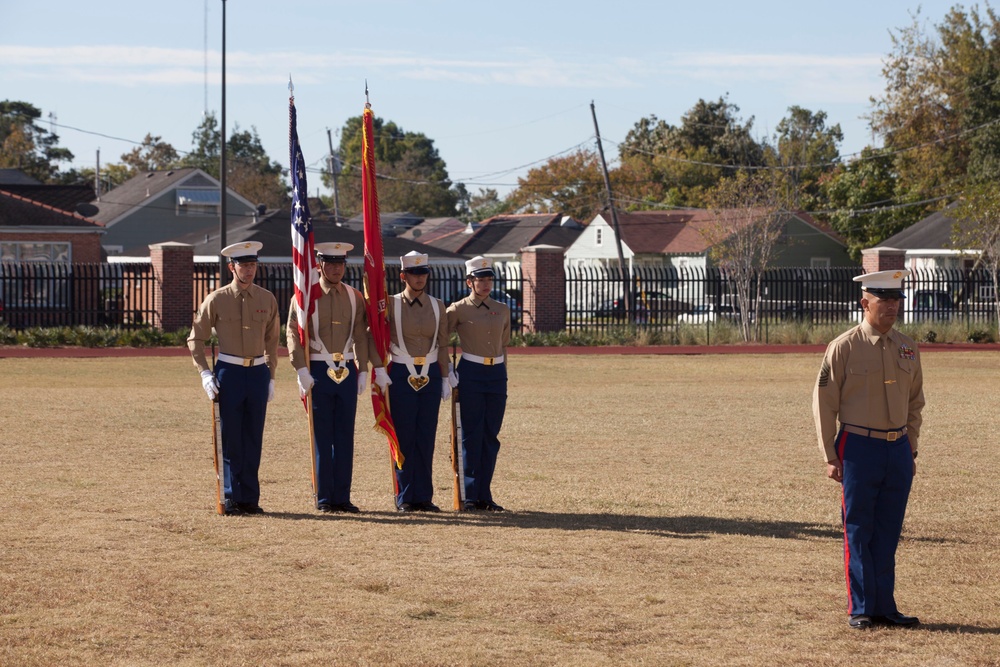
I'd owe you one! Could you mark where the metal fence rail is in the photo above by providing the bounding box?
[2,260,994,333]
[0,262,156,329]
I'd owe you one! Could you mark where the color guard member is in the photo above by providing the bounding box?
[813,269,925,629]
[188,241,280,516]
[447,256,511,511]
[375,251,451,512]
[287,242,372,513]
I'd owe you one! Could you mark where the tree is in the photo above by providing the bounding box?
[616,97,766,208]
[330,114,457,217]
[954,184,1000,325]
[179,113,288,208]
[703,170,786,342]
[771,106,843,209]
[821,147,917,261]
[868,6,1000,211]
[0,100,74,182]
[121,134,179,173]
[455,185,510,223]
[505,150,604,220]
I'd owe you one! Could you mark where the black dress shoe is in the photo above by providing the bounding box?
[462,501,481,511]
[237,503,265,515]
[335,502,361,513]
[873,612,919,627]
[483,501,505,512]
[848,614,873,629]
[223,500,244,516]
[317,502,335,513]
[418,501,442,512]
[397,502,418,512]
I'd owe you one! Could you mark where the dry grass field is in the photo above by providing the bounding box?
[1,351,998,666]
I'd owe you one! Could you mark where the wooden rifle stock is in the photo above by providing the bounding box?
[210,343,225,515]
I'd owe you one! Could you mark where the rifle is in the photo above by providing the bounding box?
[450,344,466,510]
[209,342,225,515]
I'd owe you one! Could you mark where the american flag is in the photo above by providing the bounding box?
[289,95,321,347]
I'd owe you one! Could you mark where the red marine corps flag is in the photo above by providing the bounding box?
[361,95,404,472]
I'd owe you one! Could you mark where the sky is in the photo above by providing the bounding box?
[0,0,964,200]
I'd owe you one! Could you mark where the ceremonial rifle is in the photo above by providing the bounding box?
[209,342,225,515]
[450,344,466,510]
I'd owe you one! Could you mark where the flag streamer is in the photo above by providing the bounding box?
[361,105,404,471]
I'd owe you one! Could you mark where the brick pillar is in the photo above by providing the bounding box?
[861,246,906,274]
[520,245,565,333]
[150,242,195,332]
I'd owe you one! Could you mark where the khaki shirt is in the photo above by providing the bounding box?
[446,294,511,359]
[286,277,372,371]
[382,290,449,375]
[812,320,925,462]
[187,280,280,378]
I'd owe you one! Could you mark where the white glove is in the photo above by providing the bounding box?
[356,371,368,396]
[200,369,219,400]
[448,371,459,389]
[267,379,275,403]
[440,376,452,401]
[296,367,314,399]
[374,367,392,392]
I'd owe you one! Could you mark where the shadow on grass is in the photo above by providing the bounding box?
[919,622,1000,635]
[263,509,842,540]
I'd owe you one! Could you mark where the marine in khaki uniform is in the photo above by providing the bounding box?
[813,269,925,629]
[287,242,373,513]
[373,251,451,512]
[446,256,511,512]
[188,241,280,516]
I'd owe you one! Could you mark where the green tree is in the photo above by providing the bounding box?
[330,114,457,217]
[120,134,179,174]
[179,113,287,208]
[0,100,74,182]
[616,97,766,208]
[771,106,843,209]
[506,150,604,221]
[821,147,917,261]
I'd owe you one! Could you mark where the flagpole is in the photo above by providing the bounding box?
[289,81,319,503]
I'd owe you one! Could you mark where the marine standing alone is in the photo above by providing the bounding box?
[447,256,511,511]
[287,242,372,514]
[813,269,925,629]
[188,241,280,516]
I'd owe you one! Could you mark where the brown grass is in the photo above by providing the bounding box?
[1,352,998,666]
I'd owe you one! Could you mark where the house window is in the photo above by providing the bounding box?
[595,227,603,246]
[177,188,221,217]
[810,257,831,268]
[1,242,71,262]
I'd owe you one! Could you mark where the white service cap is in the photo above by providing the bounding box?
[853,269,910,298]
[221,241,263,262]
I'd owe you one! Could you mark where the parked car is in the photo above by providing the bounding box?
[592,291,690,322]
[677,303,746,324]
[904,289,955,323]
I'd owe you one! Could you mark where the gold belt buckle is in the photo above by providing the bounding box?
[332,353,344,362]
[413,356,426,366]
[242,357,253,367]
[887,431,898,442]
[483,356,494,366]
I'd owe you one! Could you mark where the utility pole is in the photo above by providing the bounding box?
[219,0,228,279]
[326,128,342,224]
[590,101,631,321]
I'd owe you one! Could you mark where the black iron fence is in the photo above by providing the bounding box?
[0,262,156,329]
[194,261,524,333]
[3,260,994,333]
[567,265,998,332]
